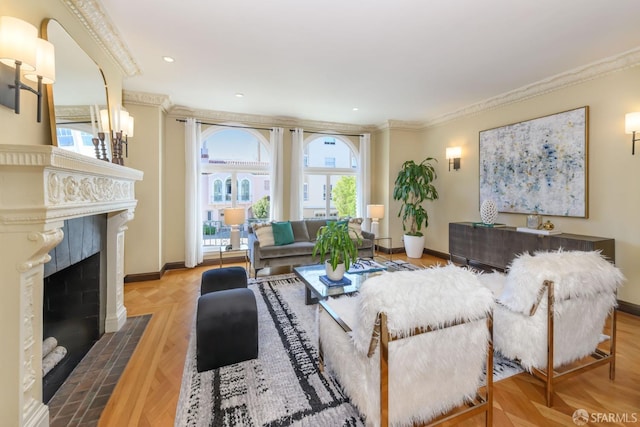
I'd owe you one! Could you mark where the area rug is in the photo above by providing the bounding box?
[175,274,523,427]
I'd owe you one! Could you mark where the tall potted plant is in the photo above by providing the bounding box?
[312,221,361,281]
[393,157,439,258]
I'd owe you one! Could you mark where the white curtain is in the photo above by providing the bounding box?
[289,128,304,220]
[358,133,371,228]
[269,127,285,221]
[184,118,203,268]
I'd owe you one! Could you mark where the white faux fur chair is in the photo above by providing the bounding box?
[318,264,495,427]
[479,250,624,407]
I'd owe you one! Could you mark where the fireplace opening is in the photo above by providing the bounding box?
[42,252,102,403]
[41,214,107,403]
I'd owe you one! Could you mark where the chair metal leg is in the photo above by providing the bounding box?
[546,282,555,407]
[379,313,389,427]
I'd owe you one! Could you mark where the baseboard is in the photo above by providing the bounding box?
[423,248,450,260]
[124,256,249,283]
[617,300,640,316]
[124,270,164,283]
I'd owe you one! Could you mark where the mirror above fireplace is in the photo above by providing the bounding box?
[43,19,109,158]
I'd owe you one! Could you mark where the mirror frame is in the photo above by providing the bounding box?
[41,18,111,151]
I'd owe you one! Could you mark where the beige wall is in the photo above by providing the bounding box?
[416,66,640,305]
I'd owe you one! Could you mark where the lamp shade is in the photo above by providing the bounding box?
[126,115,135,137]
[366,204,385,219]
[24,38,56,84]
[224,207,246,226]
[0,16,37,71]
[625,112,640,134]
[446,146,462,159]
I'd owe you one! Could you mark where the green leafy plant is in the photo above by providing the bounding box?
[312,221,361,271]
[393,157,439,236]
[332,176,357,217]
[252,195,270,219]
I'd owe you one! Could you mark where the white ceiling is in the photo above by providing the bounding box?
[99,0,640,125]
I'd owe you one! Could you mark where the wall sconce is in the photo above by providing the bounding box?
[366,204,385,237]
[625,112,640,155]
[224,207,246,250]
[445,146,462,171]
[0,16,55,122]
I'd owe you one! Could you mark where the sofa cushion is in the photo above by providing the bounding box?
[305,219,327,241]
[253,222,275,247]
[259,241,315,259]
[290,220,310,242]
[347,218,363,238]
[272,221,295,246]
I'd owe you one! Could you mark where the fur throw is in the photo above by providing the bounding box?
[499,250,624,315]
[479,250,624,371]
[319,264,494,426]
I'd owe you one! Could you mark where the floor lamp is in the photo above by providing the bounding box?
[366,204,385,237]
[224,207,245,249]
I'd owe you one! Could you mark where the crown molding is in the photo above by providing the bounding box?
[123,91,172,111]
[375,120,425,132]
[423,46,640,127]
[168,105,377,134]
[61,0,142,77]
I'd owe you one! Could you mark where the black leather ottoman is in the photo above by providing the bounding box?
[196,267,258,372]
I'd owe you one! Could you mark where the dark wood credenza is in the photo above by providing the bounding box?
[449,222,615,270]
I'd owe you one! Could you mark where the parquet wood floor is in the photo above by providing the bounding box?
[99,255,640,427]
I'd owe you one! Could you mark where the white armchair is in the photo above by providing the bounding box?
[479,250,624,406]
[318,265,494,427]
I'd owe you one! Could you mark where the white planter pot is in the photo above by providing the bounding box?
[325,261,346,281]
[404,234,425,259]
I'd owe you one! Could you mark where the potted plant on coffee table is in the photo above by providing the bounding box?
[312,220,361,281]
[393,157,439,258]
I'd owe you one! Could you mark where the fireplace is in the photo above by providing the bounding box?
[0,146,143,427]
[41,214,107,403]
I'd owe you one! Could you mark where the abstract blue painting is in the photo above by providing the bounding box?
[479,106,588,217]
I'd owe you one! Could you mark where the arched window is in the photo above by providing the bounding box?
[303,136,358,219]
[239,179,250,201]
[213,179,223,202]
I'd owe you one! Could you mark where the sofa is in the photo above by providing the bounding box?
[248,218,375,276]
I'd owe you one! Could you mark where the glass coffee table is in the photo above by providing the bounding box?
[294,259,389,305]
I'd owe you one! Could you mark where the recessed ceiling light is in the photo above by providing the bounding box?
[353,107,359,111]
[235,93,244,98]
[162,56,175,63]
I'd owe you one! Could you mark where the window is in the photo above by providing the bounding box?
[213,179,223,202]
[56,128,74,147]
[303,136,358,219]
[240,179,250,201]
[322,184,333,201]
[324,157,336,168]
[200,128,271,248]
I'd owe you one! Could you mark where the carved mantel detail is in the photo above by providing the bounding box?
[17,229,64,273]
[47,172,134,205]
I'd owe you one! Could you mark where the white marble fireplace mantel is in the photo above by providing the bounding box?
[0,145,143,427]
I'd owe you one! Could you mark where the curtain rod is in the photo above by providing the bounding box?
[176,119,273,132]
[289,129,364,138]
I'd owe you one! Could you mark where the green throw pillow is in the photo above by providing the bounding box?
[272,221,295,246]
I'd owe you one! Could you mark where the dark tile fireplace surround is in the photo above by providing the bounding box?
[42,215,107,403]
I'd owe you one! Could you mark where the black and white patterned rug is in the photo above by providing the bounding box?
[174,273,523,426]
